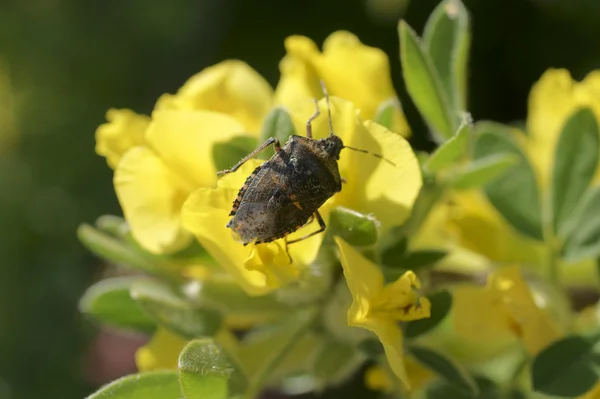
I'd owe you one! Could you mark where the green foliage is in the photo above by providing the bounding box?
[551,108,600,236]
[473,123,544,240]
[374,99,402,131]
[409,345,479,397]
[562,185,600,261]
[79,276,156,333]
[258,106,297,159]
[450,153,518,190]
[130,278,222,339]
[424,118,470,173]
[326,207,378,246]
[212,136,259,171]
[405,290,452,338]
[531,334,600,397]
[85,371,181,399]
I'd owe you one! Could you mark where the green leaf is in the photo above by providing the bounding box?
[178,338,247,399]
[399,20,456,141]
[562,186,600,262]
[409,345,479,397]
[130,278,222,339]
[552,108,600,236]
[313,338,364,386]
[424,118,470,173]
[85,371,180,399]
[374,98,401,131]
[79,277,155,333]
[531,334,600,397]
[422,375,501,399]
[473,123,543,240]
[405,290,452,338]
[402,249,448,269]
[212,136,258,171]
[451,153,518,190]
[258,106,296,159]
[423,0,471,115]
[326,206,378,246]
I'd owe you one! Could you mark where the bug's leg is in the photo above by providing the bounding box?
[287,210,326,245]
[217,138,282,177]
[283,237,293,264]
[341,177,347,184]
[305,99,320,139]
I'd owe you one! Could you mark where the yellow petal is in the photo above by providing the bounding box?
[157,60,273,133]
[95,108,149,168]
[335,236,384,325]
[452,284,514,343]
[489,266,564,355]
[318,31,409,136]
[365,357,434,393]
[244,241,300,288]
[274,36,322,107]
[526,69,600,188]
[135,328,187,371]
[114,147,192,254]
[145,109,246,188]
[377,273,432,321]
[365,365,393,392]
[364,317,411,390]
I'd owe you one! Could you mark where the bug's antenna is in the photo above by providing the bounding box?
[320,80,334,136]
[344,145,396,167]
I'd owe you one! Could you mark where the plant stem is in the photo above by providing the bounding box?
[242,307,319,399]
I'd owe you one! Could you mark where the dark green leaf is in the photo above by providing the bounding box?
[85,371,180,399]
[531,334,600,397]
[258,106,296,159]
[451,153,518,190]
[378,228,409,268]
[423,0,470,116]
[77,224,158,273]
[423,375,500,399]
[424,119,470,173]
[327,206,378,246]
[212,136,258,171]
[313,339,363,386]
[405,290,452,338]
[79,277,155,333]
[178,338,247,399]
[357,338,385,358]
[402,249,448,269]
[473,122,543,240]
[552,108,600,236]
[374,99,401,131]
[130,279,222,339]
[399,20,456,141]
[409,345,479,397]
[562,186,600,262]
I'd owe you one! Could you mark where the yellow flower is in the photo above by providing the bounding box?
[135,328,188,371]
[275,31,410,138]
[365,359,434,393]
[336,236,431,390]
[181,96,422,295]
[95,60,273,254]
[453,265,564,356]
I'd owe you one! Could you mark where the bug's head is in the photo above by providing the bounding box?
[320,135,344,160]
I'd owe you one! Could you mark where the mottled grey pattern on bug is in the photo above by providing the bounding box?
[216,83,393,247]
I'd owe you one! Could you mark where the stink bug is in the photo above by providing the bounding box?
[217,82,394,247]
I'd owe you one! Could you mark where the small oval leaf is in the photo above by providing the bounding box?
[327,206,378,246]
[451,153,518,190]
[552,108,600,236]
[212,136,258,171]
[131,279,222,339]
[85,371,180,399]
[473,123,543,240]
[258,106,296,159]
[405,290,452,338]
[562,186,600,262]
[531,334,600,397]
[399,20,456,141]
[79,277,156,333]
[424,118,470,173]
[409,345,479,397]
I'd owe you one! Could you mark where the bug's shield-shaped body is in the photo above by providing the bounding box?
[227,134,344,245]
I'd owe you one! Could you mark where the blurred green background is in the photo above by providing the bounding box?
[0,0,599,398]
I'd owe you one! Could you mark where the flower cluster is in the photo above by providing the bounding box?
[79,1,600,398]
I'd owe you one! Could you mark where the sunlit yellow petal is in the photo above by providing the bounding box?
[95,108,149,168]
[157,60,273,133]
[335,236,384,324]
[317,31,409,137]
[452,284,513,342]
[114,147,192,254]
[135,328,187,371]
[364,317,411,390]
[244,241,299,288]
[274,36,322,107]
[527,69,600,187]
[365,365,393,393]
[145,109,246,188]
[489,266,564,355]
